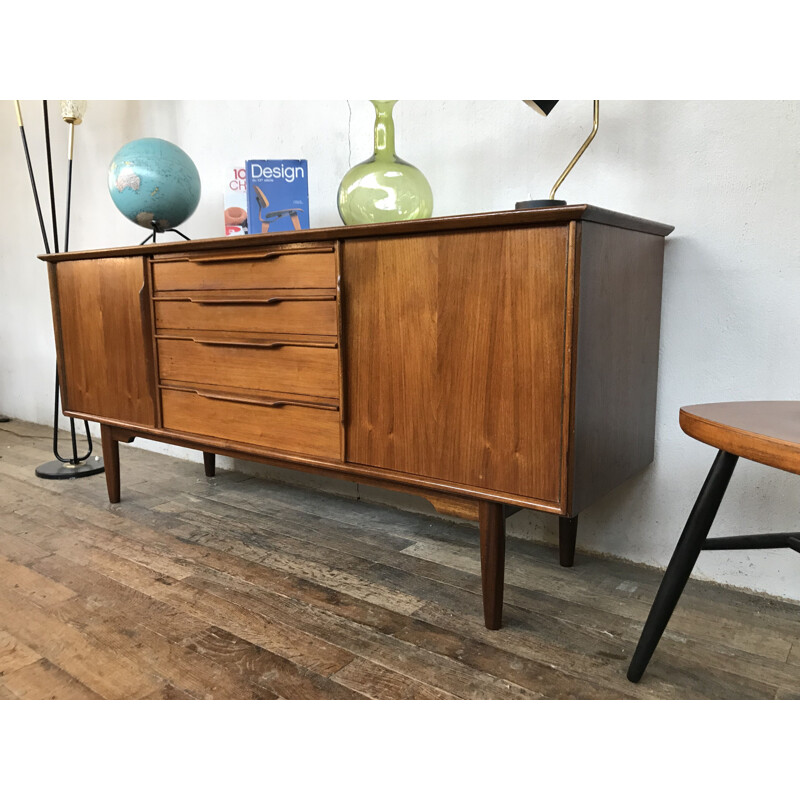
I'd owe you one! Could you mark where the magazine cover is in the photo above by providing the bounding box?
[223,165,248,235]
[245,159,309,234]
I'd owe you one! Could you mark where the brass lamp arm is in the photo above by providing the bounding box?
[549,100,599,201]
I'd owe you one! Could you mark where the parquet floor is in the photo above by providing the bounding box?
[1,419,798,699]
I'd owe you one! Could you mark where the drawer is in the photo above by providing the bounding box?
[154,293,337,336]
[161,387,341,460]
[152,245,337,291]
[157,336,339,398]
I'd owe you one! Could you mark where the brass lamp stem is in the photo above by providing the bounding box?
[549,100,599,201]
[67,121,75,161]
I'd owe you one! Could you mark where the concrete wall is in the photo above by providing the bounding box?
[1,100,798,600]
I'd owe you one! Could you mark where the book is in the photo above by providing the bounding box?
[223,165,248,235]
[245,159,309,235]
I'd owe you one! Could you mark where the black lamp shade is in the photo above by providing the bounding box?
[524,100,559,116]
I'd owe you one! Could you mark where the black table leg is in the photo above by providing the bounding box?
[627,449,738,682]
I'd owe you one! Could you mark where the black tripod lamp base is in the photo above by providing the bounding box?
[515,199,568,209]
[35,456,104,480]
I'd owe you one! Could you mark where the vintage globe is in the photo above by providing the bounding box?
[107,138,201,231]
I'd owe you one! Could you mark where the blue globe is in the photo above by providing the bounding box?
[107,137,201,231]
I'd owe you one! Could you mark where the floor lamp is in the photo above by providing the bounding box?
[15,99,104,480]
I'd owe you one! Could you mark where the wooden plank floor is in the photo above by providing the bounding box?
[1,419,798,699]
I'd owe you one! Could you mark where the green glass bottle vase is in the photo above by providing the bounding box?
[337,100,433,225]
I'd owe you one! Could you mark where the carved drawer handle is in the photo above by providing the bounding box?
[192,338,337,350]
[187,246,334,264]
[189,294,335,305]
[194,389,338,411]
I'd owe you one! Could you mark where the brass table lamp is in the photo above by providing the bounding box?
[516,100,600,209]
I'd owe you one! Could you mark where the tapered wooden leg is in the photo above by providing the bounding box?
[100,425,120,504]
[478,500,506,630]
[559,515,578,567]
[203,452,216,478]
[627,450,738,683]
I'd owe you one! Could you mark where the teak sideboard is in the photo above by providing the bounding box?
[42,206,673,629]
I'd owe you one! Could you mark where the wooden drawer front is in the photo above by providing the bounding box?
[157,337,339,398]
[152,246,336,291]
[161,388,341,459]
[154,296,337,336]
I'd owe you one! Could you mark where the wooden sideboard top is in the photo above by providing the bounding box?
[39,205,674,263]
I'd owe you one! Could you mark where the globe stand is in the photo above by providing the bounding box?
[139,220,192,245]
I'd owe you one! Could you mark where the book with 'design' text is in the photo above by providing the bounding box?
[245,159,309,235]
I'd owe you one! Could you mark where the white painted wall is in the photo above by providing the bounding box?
[1,100,798,601]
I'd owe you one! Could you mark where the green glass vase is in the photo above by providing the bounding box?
[337,100,433,225]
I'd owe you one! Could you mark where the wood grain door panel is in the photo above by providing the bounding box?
[52,257,156,426]
[343,227,569,501]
